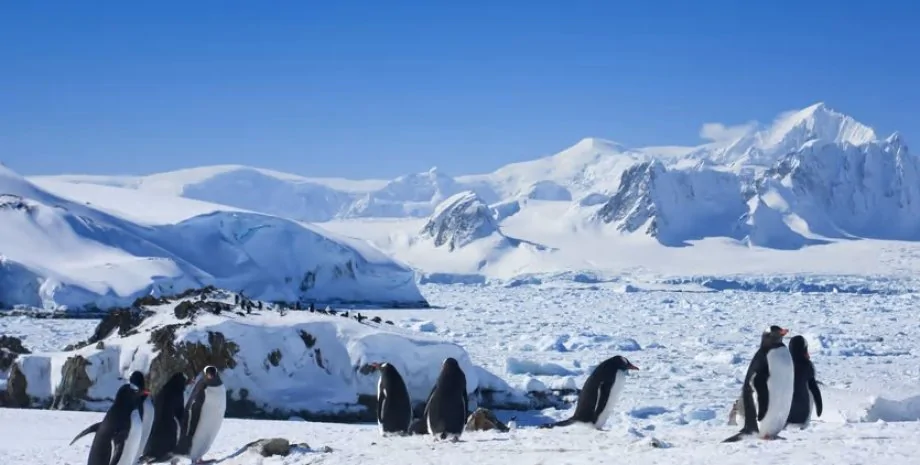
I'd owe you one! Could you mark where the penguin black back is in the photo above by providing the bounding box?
[786,335,823,425]
[72,384,141,465]
[141,372,187,462]
[540,355,639,428]
[423,357,468,440]
[375,362,413,434]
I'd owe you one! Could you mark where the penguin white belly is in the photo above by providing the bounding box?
[758,348,794,436]
[594,377,626,429]
[115,409,143,465]
[803,390,815,426]
[188,385,227,461]
[133,397,154,463]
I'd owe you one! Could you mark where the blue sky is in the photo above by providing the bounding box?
[1,1,917,179]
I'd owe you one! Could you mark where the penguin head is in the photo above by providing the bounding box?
[114,383,141,407]
[128,371,150,395]
[202,365,223,386]
[442,357,460,369]
[761,325,789,346]
[611,355,640,372]
[788,335,810,359]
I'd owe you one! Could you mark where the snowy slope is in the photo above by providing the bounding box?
[0,164,426,310]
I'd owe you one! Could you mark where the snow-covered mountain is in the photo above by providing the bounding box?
[0,164,426,310]
[24,102,920,278]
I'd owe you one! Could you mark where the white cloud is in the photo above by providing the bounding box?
[699,121,758,142]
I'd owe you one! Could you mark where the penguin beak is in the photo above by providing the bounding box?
[142,389,150,395]
[804,351,810,360]
[779,328,789,336]
[626,363,639,370]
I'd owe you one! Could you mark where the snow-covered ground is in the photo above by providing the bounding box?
[2,282,919,463]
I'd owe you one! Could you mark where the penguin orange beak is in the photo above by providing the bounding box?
[779,328,789,336]
[142,389,150,395]
[627,362,640,370]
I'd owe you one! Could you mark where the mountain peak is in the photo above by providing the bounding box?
[764,102,877,149]
[569,137,626,153]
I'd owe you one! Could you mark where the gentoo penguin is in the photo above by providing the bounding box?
[423,357,468,441]
[141,372,187,463]
[723,325,795,442]
[539,355,639,429]
[175,366,227,464]
[129,371,154,464]
[786,335,823,428]
[373,362,413,435]
[69,383,145,465]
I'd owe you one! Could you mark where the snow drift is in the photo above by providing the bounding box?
[0,164,426,310]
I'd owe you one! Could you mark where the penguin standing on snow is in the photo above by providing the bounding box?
[423,357,468,441]
[786,335,823,428]
[128,371,154,464]
[723,325,795,442]
[175,366,227,464]
[141,372,187,463]
[69,383,145,465]
[539,355,639,430]
[373,362,413,435]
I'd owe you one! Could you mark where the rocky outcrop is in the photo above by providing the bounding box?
[420,191,504,251]
[5,286,571,423]
[0,336,30,372]
[465,407,511,432]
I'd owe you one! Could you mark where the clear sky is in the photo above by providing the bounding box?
[2,1,917,179]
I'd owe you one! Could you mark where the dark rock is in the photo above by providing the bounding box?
[371,316,382,324]
[147,327,239,395]
[51,355,93,410]
[132,294,169,307]
[0,336,30,372]
[82,308,151,348]
[298,330,316,349]
[266,349,282,367]
[4,363,30,407]
[465,407,510,432]
[385,320,394,325]
[174,300,231,320]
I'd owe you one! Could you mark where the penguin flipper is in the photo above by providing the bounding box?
[808,378,823,417]
[109,429,128,465]
[593,380,613,419]
[68,422,100,445]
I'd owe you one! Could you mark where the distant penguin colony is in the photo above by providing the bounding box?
[65,321,822,462]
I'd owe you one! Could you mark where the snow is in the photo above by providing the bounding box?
[3,282,920,463]
[1,165,426,310]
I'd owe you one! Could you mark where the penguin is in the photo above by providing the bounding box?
[140,372,187,463]
[786,335,823,428]
[423,357,468,441]
[69,383,145,465]
[723,325,795,442]
[373,362,413,435]
[175,366,227,464]
[129,371,154,464]
[539,355,639,429]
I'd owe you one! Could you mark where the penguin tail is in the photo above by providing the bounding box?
[539,416,575,429]
[68,422,100,446]
[721,428,755,443]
